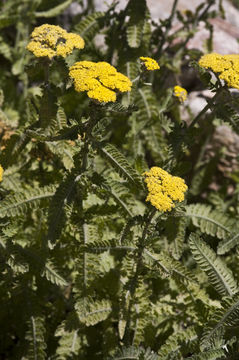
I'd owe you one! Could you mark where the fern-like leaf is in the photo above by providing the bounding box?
[134,86,158,127]
[188,348,226,359]
[25,316,46,360]
[185,204,234,240]
[96,143,144,189]
[126,0,147,48]
[75,298,112,326]
[158,327,197,359]
[189,233,238,296]
[41,261,68,286]
[35,0,73,18]
[201,296,239,350]
[84,238,136,253]
[74,12,105,41]
[38,87,58,130]
[55,319,80,358]
[109,346,159,360]
[217,232,239,255]
[56,106,67,129]
[47,173,76,245]
[0,185,55,218]
[166,216,187,260]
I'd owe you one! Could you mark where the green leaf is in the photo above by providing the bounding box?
[0,15,18,29]
[41,262,68,286]
[47,173,76,244]
[109,346,159,360]
[217,233,239,255]
[0,36,11,60]
[189,233,238,296]
[0,185,55,218]
[185,204,235,240]
[158,327,197,359]
[39,88,58,130]
[35,0,73,18]
[166,216,187,260]
[25,316,47,360]
[201,296,239,350]
[96,143,144,189]
[74,12,105,40]
[55,320,80,358]
[75,298,112,326]
[126,0,147,48]
[188,348,226,359]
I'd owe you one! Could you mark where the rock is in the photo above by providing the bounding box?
[90,0,239,54]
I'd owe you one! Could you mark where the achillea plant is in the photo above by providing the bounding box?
[1,0,239,359]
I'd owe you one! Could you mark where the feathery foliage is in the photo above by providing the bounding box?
[189,233,238,296]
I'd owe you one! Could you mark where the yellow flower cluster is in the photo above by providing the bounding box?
[140,57,160,71]
[0,165,3,182]
[173,86,187,103]
[69,61,132,103]
[27,24,85,59]
[144,167,188,212]
[199,53,239,89]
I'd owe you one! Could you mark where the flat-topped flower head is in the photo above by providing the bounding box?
[27,24,85,59]
[69,61,132,103]
[144,167,188,212]
[140,57,160,71]
[199,53,239,89]
[174,86,187,103]
[0,165,4,182]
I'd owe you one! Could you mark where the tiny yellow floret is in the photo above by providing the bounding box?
[27,24,85,59]
[0,165,4,182]
[199,53,239,90]
[144,167,188,212]
[69,61,132,103]
[140,57,160,71]
[174,86,187,103]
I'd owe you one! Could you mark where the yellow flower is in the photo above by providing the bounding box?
[144,167,188,212]
[173,86,187,103]
[27,24,85,59]
[140,57,160,71]
[69,61,132,103]
[0,165,4,182]
[199,53,239,89]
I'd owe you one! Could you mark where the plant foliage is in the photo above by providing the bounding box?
[1,0,239,358]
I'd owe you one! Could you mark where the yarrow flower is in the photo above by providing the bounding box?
[0,165,4,182]
[144,167,188,212]
[199,53,239,89]
[27,24,85,59]
[173,86,187,103]
[69,61,132,103]
[140,57,160,71]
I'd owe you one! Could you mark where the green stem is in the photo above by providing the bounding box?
[188,87,223,130]
[123,209,156,345]
[157,0,178,56]
[44,60,50,87]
